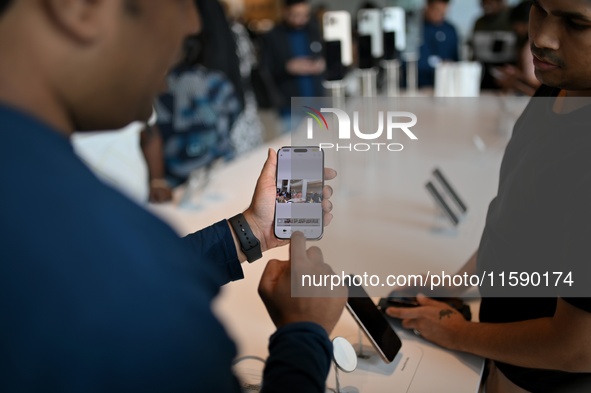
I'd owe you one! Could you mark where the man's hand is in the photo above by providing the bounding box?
[243,148,336,253]
[149,183,173,203]
[385,294,469,350]
[286,58,326,76]
[258,232,346,334]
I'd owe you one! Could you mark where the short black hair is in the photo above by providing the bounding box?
[427,0,450,4]
[284,0,307,7]
[510,1,532,24]
[0,0,12,15]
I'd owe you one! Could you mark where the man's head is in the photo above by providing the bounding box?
[424,0,450,25]
[529,0,591,95]
[0,0,200,133]
[283,0,311,30]
[0,0,12,15]
[481,0,506,16]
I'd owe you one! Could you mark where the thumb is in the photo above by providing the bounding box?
[257,148,277,185]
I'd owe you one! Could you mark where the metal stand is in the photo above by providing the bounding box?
[360,68,378,98]
[382,60,401,97]
[404,52,419,96]
[356,326,371,359]
[323,79,347,109]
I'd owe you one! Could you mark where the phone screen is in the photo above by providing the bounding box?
[347,280,402,363]
[324,40,345,81]
[358,35,374,70]
[383,32,399,61]
[274,147,324,240]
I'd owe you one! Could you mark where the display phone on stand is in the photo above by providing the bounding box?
[274,147,324,240]
[357,9,383,63]
[382,7,406,60]
[346,276,402,363]
[323,11,353,70]
[324,40,345,81]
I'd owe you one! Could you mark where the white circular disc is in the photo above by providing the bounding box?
[332,337,358,373]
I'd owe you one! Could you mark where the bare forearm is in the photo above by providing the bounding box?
[456,315,591,372]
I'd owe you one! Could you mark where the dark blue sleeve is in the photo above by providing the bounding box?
[261,323,332,393]
[183,220,244,287]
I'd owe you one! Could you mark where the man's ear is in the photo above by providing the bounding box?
[43,0,109,43]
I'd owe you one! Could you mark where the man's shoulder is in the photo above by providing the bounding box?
[442,20,458,35]
[264,24,287,39]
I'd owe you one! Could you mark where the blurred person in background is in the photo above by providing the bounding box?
[387,1,591,392]
[0,1,344,392]
[493,1,541,96]
[417,0,459,88]
[260,0,325,133]
[471,0,514,90]
[155,32,241,187]
[222,0,265,154]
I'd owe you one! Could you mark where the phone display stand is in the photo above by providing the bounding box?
[425,168,468,234]
[323,79,347,110]
[354,326,372,360]
[359,68,378,98]
[381,59,401,97]
[330,337,359,393]
[404,52,419,96]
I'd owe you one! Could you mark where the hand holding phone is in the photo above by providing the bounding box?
[274,147,325,240]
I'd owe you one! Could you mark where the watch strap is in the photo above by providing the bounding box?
[229,213,262,263]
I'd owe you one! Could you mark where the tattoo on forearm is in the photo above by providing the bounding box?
[439,310,453,320]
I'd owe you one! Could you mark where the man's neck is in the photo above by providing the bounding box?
[0,15,74,137]
[553,89,591,114]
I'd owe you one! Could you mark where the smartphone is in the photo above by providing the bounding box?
[382,7,406,56]
[346,278,402,363]
[274,147,324,240]
[386,296,420,308]
[324,40,346,81]
[358,9,383,59]
[323,11,353,67]
[358,35,374,70]
[382,32,399,61]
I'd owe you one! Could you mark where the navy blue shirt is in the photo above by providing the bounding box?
[0,104,332,392]
[288,28,316,98]
[418,20,459,87]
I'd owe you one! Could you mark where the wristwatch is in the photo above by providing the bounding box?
[228,213,262,263]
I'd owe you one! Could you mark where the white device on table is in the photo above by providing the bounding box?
[382,7,406,58]
[323,11,353,67]
[358,8,383,59]
[274,147,324,240]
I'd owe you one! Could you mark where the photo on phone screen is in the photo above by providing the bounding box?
[274,147,324,240]
[346,277,402,363]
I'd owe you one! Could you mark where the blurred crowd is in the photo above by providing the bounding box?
[74,0,537,205]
